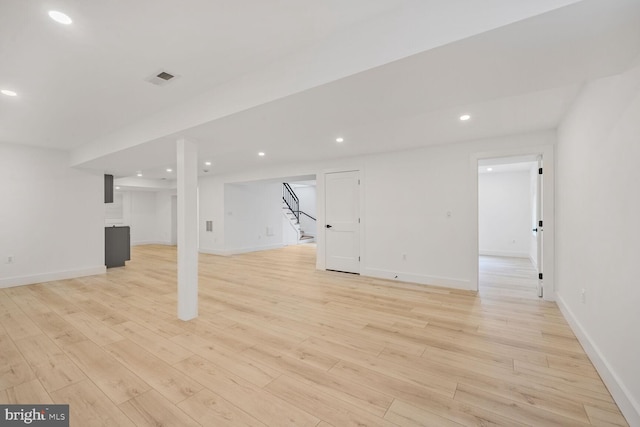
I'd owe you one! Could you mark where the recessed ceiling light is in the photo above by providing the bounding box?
[487,167,493,172]
[460,114,471,121]
[48,11,72,25]
[136,172,143,177]
[1,89,17,97]
[166,168,173,173]
[258,152,265,157]
[336,137,344,143]
[204,161,212,166]
[115,186,121,190]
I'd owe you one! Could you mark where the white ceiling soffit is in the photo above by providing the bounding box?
[77,0,640,179]
[64,0,586,165]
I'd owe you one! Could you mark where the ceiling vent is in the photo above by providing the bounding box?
[145,70,179,86]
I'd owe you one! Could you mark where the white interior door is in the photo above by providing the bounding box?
[325,171,360,274]
[536,157,544,297]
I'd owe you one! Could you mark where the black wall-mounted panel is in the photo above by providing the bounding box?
[104,174,114,203]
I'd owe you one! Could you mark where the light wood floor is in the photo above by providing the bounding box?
[0,245,628,426]
[479,255,540,300]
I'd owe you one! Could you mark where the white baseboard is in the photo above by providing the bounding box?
[131,241,173,246]
[479,250,529,258]
[200,244,285,257]
[199,248,230,257]
[362,268,472,291]
[556,294,639,426]
[0,266,106,289]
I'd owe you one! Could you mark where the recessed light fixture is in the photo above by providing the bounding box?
[460,114,471,121]
[487,167,493,172]
[336,137,344,143]
[115,186,121,190]
[166,168,173,173]
[1,89,17,97]
[136,172,143,177]
[48,10,72,25]
[258,152,265,157]
[204,161,212,166]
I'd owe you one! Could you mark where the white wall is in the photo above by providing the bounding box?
[128,191,159,245]
[478,171,531,258]
[282,215,299,246]
[556,61,640,425]
[199,178,224,254]
[155,190,176,245]
[294,185,317,236]
[362,132,554,289]
[109,189,175,246]
[198,130,554,289]
[0,143,105,287]
[223,182,284,253]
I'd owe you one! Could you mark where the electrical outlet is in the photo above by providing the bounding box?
[580,288,586,304]
[7,255,14,264]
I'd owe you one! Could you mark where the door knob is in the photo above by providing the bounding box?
[326,224,332,229]
[532,228,538,232]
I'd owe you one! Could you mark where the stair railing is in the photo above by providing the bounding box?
[300,211,316,221]
[282,183,300,223]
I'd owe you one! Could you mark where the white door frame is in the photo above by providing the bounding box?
[470,145,555,301]
[536,155,544,297]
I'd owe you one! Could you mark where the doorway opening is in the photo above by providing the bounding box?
[478,156,542,299]
[221,174,317,264]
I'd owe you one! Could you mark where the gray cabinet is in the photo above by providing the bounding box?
[105,226,130,268]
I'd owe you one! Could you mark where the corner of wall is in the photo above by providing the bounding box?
[556,294,640,426]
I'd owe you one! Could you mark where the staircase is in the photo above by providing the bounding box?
[282,183,316,244]
[282,202,315,243]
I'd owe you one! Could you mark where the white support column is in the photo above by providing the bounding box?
[177,138,198,320]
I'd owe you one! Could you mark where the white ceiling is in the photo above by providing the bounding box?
[1,0,410,148]
[3,0,640,183]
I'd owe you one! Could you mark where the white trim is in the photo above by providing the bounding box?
[479,250,529,258]
[362,268,471,291]
[199,248,230,257]
[556,295,640,427]
[131,240,173,246]
[210,244,286,256]
[0,266,106,289]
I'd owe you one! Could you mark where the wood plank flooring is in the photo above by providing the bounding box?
[0,244,628,426]
[479,255,539,300]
